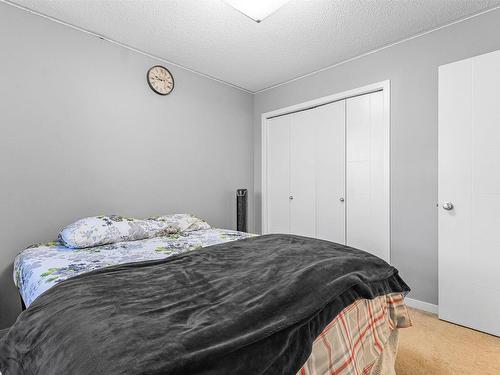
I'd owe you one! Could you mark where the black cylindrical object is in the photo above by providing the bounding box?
[236,189,248,232]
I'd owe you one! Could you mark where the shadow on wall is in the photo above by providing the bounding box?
[0,262,21,329]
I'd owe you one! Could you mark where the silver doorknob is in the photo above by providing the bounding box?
[442,202,454,210]
[289,195,294,200]
[339,197,345,202]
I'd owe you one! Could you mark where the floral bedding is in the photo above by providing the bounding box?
[15,228,256,307]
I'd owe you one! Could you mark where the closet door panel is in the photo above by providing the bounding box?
[290,110,317,237]
[266,116,291,234]
[368,92,390,257]
[346,94,371,251]
[346,92,389,261]
[315,101,346,243]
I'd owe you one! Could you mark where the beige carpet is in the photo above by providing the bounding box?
[395,308,500,375]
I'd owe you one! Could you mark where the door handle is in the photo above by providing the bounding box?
[289,195,294,200]
[442,202,454,211]
[339,197,345,202]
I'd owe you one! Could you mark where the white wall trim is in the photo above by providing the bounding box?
[261,80,391,262]
[405,297,438,314]
[0,0,253,94]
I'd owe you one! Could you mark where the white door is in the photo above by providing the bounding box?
[439,50,500,336]
[290,109,317,237]
[346,92,390,261]
[289,101,346,241]
[265,101,345,242]
[313,101,345,243]
[266,115,291,234]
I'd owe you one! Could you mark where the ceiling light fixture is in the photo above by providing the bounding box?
[223,0,291,23]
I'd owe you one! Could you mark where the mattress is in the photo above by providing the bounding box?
[14,228,255,307]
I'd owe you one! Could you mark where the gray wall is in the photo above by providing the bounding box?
[254,9,500,306]
[0,3,254,328]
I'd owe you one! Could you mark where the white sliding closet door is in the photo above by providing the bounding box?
[290,110,317,237]
[265,101,345,242]
[266,115,291,234]
[346,92,389,261]
[290,101,345,241]
[264,83,389,256]
[439,51,500,336]
[314,102,345,243]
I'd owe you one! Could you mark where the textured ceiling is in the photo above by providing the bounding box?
[7,0,500,92]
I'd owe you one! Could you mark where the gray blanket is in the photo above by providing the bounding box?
[0,234,409,375]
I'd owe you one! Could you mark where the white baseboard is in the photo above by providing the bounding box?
[404,297,438,314]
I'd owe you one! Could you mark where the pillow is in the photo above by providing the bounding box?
[154,213,211,233]
[59,214,211,249]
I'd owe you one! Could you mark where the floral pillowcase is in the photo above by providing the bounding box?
[59,214,211,249]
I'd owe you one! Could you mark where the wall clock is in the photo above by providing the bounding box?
[147,65,174,95]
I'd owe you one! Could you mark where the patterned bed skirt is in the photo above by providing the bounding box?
[298,293,411,375]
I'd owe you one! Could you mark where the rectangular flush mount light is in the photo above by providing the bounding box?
[224,0,291,23]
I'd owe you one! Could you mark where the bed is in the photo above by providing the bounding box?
[14,227,255,309]
[1,214,411,375]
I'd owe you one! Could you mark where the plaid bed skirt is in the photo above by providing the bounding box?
[298,293,411,375]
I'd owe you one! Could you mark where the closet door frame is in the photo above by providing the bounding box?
[261,80,391,262]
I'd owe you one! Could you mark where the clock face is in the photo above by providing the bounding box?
[147,66,174,95]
